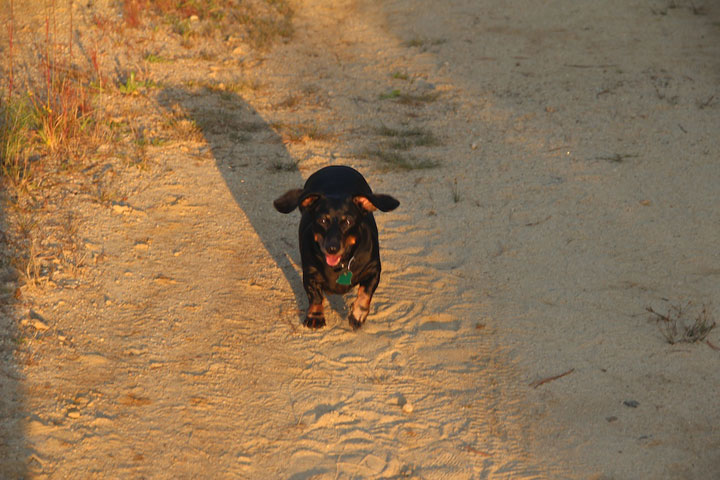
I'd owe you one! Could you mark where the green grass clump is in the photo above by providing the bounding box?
[379,89,439,105]
[0,98,34,183]
[375,125,440,150]
[361,149,439,171]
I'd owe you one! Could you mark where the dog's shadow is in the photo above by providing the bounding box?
[158,87,350,325]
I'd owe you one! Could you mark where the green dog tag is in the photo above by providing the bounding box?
[337,270,353,286]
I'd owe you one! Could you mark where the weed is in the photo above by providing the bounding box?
[1,0,105,187]
[379,89,439,105]
[647,303,716,344]
[697,95,715,110]
[19,231,42,288]
[269,122,331,144]
[123,0,144,28]
[7,0,16,98]
[145,53,170,63]
[361,149,439,171]
[274,94,302,110]
[118,72,157,95]
[404,38,425,48]
[162,113,203,142]
[269,158,300,172]
[0,98,34,184]
[402,37,447,50]
[379,89,402,100]
[451,178,461,203]
[302,84,320,95]
[123,0,294,49]
[88,46,106,91]
[593,153,639,163]
[397,92,440,106]
[226,79,263,93]
[376,125,440,149]
[285,125,330,143]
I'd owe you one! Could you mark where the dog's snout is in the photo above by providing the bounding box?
[325,238,341,254]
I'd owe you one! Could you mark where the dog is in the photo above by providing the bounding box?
[274,166,399,329]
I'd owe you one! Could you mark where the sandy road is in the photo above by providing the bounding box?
[2,0,720,479]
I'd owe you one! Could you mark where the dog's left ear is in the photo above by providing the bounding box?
[354,194,400,213]
[273,189,304,213]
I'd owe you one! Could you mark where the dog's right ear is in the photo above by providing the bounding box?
[298,194,320,211]
[274,190,321,213]
[273,189,304,213]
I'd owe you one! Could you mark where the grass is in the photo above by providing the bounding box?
[361,149,439,171]
[379,89,440,106]
[379,89,402,100]
[0,98,34,183]
[268,158,300,172]
[183,79,264,96]
[122,0,294,49]
[274,94,302,110]
[0,0,297,299]
[271,122,332,144]
[364,124,442,170]
[118,72,158,95]
[160,109,204,142]
[1,2,104,190]
[402,37,447,50]
[647,303,716,345]
[375,125,440,150]
[145,53,171,63]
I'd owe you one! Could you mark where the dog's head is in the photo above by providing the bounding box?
[274,189,399,267]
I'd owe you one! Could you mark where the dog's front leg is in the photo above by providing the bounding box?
[349,275,379,330]
[303,277,326,329]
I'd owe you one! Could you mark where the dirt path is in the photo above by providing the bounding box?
[2,0,720,479]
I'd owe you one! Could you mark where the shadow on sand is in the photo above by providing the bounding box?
[0,202,26,477]
[158,86,323,324]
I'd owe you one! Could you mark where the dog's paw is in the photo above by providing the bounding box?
[349,300,369,330]
[304,314,326,329]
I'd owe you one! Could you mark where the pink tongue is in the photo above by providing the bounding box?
[325,254,342,267]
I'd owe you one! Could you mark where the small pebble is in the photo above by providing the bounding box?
[402,402,414,414]
[623,400,639,408]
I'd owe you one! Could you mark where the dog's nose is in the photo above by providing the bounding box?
[325,241,340,254]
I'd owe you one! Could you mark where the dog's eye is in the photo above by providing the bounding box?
[319,216,330,226]
[342,217,353,227]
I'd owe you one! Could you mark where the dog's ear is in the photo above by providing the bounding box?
[354,194,399,213]
[273,189,304,213]
[298,194,320,211]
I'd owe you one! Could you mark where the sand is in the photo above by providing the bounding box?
[1,0,719,478]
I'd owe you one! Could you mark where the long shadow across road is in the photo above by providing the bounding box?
[0,201,25,477]
[159,87,308,323]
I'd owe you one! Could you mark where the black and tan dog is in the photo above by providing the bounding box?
[274,166,399,329]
